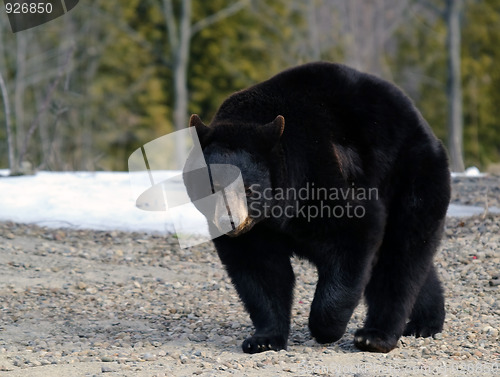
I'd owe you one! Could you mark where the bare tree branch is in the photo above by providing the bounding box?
[163,0,179,51]
[380,0,412,44]
[418,0,445,17]
[17,45,74,167]
[190,0,250,37]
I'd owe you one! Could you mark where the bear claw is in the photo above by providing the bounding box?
[242,335,286,354]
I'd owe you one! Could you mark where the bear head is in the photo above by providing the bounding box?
[184,114,285,237]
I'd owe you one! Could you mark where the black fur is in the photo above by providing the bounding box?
[184,62,450,354]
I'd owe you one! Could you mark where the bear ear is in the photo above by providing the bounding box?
[261,115,285,147]
[189,114,211,145]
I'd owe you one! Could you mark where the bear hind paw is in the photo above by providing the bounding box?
[354,328,398,353]
[403,320,443,338]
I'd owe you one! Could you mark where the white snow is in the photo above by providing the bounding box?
[451,166,486,178]
[0,170,209,236]
[0,170,498,238]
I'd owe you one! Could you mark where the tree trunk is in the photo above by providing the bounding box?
[164,0,248,168]
[445,0,465,172]
[14,33,27,173]
[0,70,14,172]
[172,0,192,168]
[307,0,320,60]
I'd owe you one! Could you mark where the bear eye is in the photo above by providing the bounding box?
[245,187,253,197]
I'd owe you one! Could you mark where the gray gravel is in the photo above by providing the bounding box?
[0,175,499,376]
[451,175,500,208]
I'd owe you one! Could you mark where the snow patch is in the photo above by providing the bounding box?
[0,171,497,237]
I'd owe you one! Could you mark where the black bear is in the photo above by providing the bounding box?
[184,62,450,354]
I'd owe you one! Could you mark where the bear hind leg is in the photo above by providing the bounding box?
[354,149,449,353]
[354,217,446,353]
[403,264,445,338]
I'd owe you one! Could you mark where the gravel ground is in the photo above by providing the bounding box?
[0,176,499,376]
[450,175,500,208]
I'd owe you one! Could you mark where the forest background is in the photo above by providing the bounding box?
[0,0,499,173]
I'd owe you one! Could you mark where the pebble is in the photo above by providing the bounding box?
[0,361,14,371]
[101,365,114,373]
[142,353,156,361]
[77,282,87,290]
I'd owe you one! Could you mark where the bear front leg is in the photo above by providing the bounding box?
[213,228,295,354]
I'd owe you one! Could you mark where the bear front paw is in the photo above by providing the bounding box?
[354,328,398,353]
[242,334,287,354]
